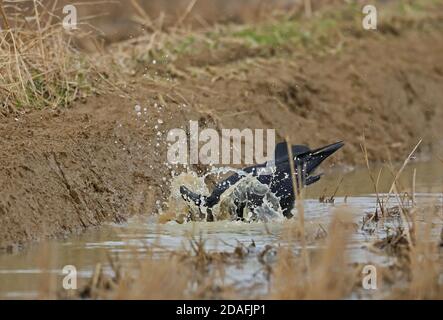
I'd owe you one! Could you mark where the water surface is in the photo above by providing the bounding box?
[1,159,442,299]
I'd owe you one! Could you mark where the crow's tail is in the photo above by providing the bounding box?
[180,186,207,207]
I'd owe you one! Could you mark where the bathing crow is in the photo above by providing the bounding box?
[180,141,344,219]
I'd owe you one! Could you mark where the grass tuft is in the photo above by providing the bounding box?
[0,1,101,112]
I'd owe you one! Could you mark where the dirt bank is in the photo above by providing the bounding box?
[1,5,443,249]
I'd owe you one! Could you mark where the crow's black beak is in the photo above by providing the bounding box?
[311,141,344,159]
[304,141,344,174]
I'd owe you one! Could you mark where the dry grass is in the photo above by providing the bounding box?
[270,207,357,299]
[69,204,441,300]
[82,253,191,299]
[71,236,243,299]
[0,1,101,112]
[1,0,441,113]
[371,208,443,299]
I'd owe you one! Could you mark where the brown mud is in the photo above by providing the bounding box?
[1,13,443,249]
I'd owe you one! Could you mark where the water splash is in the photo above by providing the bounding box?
[165,167,285,223]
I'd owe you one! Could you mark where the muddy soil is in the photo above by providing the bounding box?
[32,0,331,46]
[1,22,443,248]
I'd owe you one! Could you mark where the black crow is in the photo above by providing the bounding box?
[180,141,344,220]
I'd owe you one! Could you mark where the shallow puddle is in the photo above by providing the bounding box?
[1,159,442,299]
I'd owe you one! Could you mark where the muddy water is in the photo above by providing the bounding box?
[0,159,442,299]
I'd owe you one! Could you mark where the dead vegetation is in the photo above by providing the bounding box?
[270,208,358,299]
[69,236,253,299]
[105,0,443,80]
[0,1,105,114]
[1,0,441,116]
[66,201,441,299]
[319,176,344,204]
